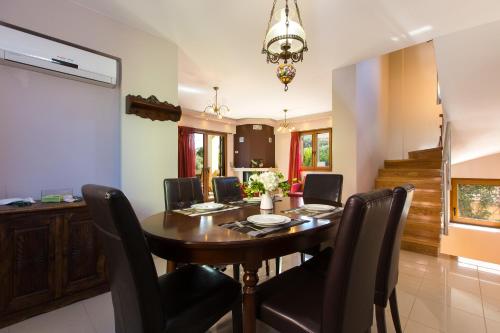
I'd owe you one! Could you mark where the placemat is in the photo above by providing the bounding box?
[173,205,240,217]
[282,207,344,218]
[220,218,308,238]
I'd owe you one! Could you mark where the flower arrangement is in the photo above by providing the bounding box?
[244,171,290,197]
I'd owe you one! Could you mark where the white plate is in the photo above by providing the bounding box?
[244,197,261,202]
[247,214,291,227]
[191,202,225,211]
[301,204,337,212]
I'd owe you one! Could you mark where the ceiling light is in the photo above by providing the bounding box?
[408,25,433,36]
[390,36,400,42]
[262,0,308,91]
[204,87,229,119]
[277,109,295,132]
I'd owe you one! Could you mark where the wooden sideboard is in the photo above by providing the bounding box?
[0,201,108,328]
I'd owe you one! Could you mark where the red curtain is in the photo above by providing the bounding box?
[178,126,196,177]
[288,132,302,183]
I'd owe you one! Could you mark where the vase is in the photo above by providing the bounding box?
[260,192,273,210]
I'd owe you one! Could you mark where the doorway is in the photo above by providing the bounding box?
[194,130,227,200]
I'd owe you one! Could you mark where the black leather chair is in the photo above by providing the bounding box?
[300,173,344,263]
[212,176,243,203]
[82,184,242,333]
[212,176,271,280]
[256,189,393,333]
[375,185,414,333]
[163,177,204,211]
[302,173,343,207]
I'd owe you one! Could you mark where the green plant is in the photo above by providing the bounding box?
[458,184,499,221]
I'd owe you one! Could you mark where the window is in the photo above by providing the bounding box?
[451,178,500,228]
[299,128,332,171]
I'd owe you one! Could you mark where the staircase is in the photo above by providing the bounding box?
[375,147,442,256]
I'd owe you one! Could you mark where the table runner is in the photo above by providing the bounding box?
[282,206,344,219]
[173,205,240,217]
[220,219,308,238]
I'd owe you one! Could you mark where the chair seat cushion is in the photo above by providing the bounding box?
[256,266,325,333]
[160,265,241,333]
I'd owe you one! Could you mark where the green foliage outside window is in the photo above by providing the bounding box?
[458,184,500,221]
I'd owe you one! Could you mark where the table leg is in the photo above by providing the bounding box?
[166,261,177,273]
[242,264,260,333]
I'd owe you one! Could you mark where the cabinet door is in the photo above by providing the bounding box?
[0,213,59,313]
[62,208,106,294]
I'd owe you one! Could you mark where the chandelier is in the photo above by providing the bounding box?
[262,0,308,91]
[277,109,295,132]
[204,87,229,119]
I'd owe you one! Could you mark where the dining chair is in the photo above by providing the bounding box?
[256,188,393,333]
[82,184,242,333]
[300,173,344,263]
[302,173,343,206]
[211,176,250,280]
[163,177,204,211]
[375,184,414,333]
[212,176,243,203]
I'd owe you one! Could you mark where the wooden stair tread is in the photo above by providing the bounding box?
[402,234,440,246]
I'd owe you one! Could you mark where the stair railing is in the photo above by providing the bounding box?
[441,120,451,235]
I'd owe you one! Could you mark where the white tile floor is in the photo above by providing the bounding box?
[3,250,500,333]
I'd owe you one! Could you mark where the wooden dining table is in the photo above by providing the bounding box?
[141,197,341,333]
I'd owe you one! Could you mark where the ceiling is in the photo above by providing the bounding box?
[70,0,500,119]
[434,20,500,164]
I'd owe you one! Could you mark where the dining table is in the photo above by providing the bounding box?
[141,196,341,333]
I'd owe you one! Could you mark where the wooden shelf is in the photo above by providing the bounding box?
[125,94,182,122]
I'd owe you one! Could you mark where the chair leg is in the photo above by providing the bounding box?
[231,300,243,333]
[275,257,281,275]
[389,289,403,333]
[265,260,270,276]
[300,252,306,264]
[375,304,387,333]
[233,264,240,281]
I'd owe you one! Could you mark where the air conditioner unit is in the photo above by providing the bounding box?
[0,23,119,87]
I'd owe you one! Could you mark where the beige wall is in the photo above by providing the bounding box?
[1,0,179,220]
[387,42,443,159]
[451,153,500,179]
[442,224,500,264]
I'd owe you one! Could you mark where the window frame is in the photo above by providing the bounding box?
[299,128,332,171]
[451,177,500,228]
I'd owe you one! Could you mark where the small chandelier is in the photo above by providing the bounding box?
[204,86,229,119]
[262,0,308,91]
[277,109,295,132]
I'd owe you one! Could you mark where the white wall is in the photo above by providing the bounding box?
[332,56,389,200]
[0,0,179,219]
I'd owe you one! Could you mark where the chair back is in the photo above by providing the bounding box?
[163,177,204,211]
[375,184,415,306]
[322,189,393,333]
[82,185,164,333]
[303,174,343,206]
[212,176,243,203]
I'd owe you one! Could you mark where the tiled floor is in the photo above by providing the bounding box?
[3,250,500,333]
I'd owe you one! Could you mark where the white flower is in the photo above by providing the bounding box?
[259,171,280,192]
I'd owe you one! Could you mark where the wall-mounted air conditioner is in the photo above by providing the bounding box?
[0,22,119,87]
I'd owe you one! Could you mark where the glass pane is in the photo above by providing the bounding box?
[207,135,222,200]
[301,134,313,167]
[194,133,204,178]
[457,184,500,223]
[316,132,330,167]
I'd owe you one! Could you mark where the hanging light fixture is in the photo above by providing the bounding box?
[277,109,295,132]
[262,0,308,91]
[204,86,229,119]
